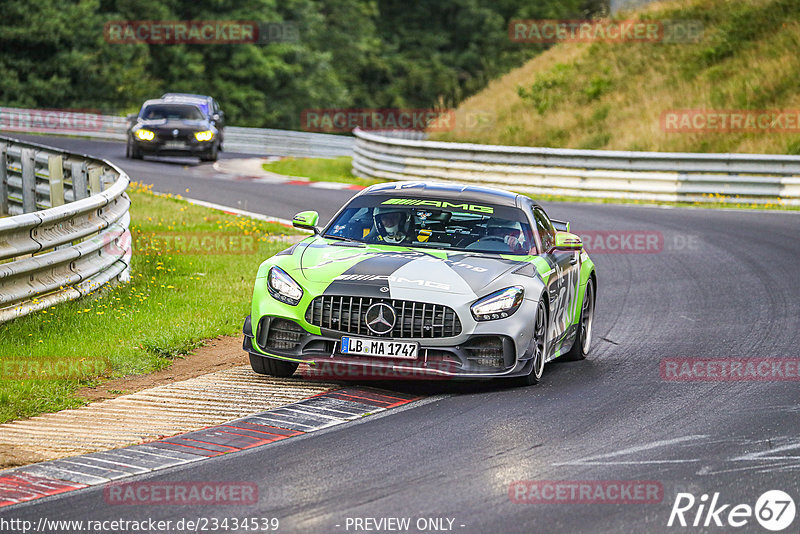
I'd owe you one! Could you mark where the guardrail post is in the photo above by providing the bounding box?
[72,161,88,200]
[48,155,64,207]
[21,148,36,213]
[0,142,7,215]
[88,166,101,195]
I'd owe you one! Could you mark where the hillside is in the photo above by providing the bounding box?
[433,0,800,154]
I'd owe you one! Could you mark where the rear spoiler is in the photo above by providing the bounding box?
[551,219,570,232]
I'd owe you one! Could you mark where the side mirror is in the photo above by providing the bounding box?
[292,210,319,232]
[551,219,570,232]
[212,113,220,122]
[553,231,582,251]
[126,113,138,123]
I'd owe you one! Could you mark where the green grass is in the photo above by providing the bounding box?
[262,156,384,187]
[0,183,301,423]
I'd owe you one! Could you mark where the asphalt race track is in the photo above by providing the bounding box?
[4,135,800,533]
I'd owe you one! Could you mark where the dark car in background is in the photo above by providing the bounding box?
[161,93,225,149]
[126,99,220,162]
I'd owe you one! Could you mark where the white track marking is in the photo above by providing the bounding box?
[553,435,708,466]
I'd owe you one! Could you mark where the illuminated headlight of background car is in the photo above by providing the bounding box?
[267,266,303,305]
[135,129,155,141]
[471,286,524,321]
[194,130,214,142]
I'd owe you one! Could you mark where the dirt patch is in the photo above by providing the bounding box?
[76,335,246,402]
[0,444,47,470]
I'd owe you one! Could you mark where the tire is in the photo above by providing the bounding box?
[127,140,142,159]
[249,353,298,378]
[200,144,218,162]
[515,299,548,386]
[562,277,595,361]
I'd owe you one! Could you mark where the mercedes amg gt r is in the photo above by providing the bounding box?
[243,182,596,385]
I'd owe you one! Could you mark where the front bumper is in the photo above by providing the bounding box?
[131,139,214,156]
[242,314,538,380]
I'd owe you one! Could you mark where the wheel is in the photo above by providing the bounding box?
[249,353,298,377]
[200,144,218,162]
[126,140,142,159]
[515,299,547,386]
[562,278,595,361]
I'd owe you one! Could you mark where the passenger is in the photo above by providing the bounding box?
[486,220,526,252]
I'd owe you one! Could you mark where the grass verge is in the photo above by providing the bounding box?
[262,156,384,187]
[0,183,301,423]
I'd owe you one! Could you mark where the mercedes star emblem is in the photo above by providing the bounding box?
[365,303,396,335]
[172,129,179,137]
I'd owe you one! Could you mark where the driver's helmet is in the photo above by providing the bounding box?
[486,219,525,251]
[373,207,411,243]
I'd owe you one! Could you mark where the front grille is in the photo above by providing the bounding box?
[464,336,505,369]
[266,319,304,350]
[305,296,461,338]
[155,130,194,142]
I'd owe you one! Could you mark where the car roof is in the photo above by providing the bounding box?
[139,99,206,112]
[359,181,526,208]
[161,93,213,101]
[160,95,210,109]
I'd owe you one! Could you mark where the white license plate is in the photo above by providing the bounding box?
[163,141,186,149]
[341,336,418,360]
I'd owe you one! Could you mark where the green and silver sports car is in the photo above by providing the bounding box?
[243,181,596,386]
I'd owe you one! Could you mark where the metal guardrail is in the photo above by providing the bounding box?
[224,126,353,158]
[0,135,132,323]
[352,129,800,205]
[0,107,353,158]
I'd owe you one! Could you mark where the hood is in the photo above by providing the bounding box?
[137,119,211,130]
[297,238,526,298]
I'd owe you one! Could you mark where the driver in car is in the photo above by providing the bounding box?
[370,207,412,244]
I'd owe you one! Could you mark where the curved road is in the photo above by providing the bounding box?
[4,135,800,533]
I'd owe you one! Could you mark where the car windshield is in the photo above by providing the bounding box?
[140,104,204,121]
[162,98,209,115]
[324,196,536,255]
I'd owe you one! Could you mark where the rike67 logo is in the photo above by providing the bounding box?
[668,490,796,531]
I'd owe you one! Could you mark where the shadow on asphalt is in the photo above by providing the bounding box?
[305,357,596,397]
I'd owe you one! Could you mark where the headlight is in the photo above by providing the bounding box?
[135,129,155,141]
[267,266,303,305]
[194,130,214,142]
[471,286,524,321]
